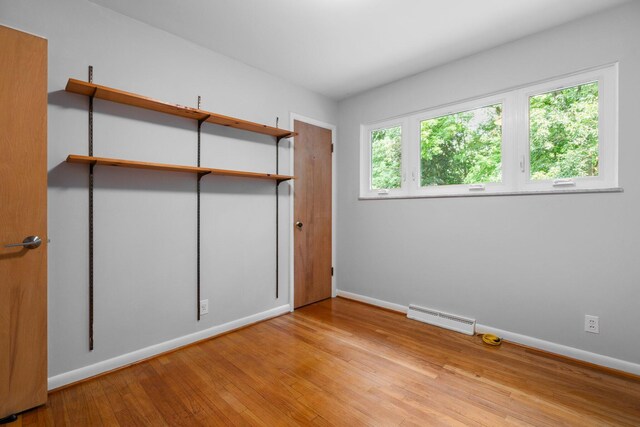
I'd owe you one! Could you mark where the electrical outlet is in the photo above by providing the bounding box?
[200,299,209,316]
[585,315,599,334]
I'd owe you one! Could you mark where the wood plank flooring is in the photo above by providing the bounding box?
[21,297,640,426]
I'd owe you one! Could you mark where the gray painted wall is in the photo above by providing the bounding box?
[337,2,640,364]
[0,0,337,377]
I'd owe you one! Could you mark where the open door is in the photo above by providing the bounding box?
[293,120,332,309]
[0,25,48,419]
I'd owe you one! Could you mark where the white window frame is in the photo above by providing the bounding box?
[408,94,513,196]
[517,65,618,192]
[360,117,409,198]
[359,64,619,199]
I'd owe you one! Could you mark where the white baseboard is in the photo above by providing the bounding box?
[474,324,640,376]
[336,290,408,313]
[336,289,640,376]
[48,304,291,390]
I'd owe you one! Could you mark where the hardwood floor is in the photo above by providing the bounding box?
[22,298,640,426]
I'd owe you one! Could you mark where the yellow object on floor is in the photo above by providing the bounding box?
[481,333,502,346]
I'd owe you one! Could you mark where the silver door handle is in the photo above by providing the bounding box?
[4,235,42,249]
[295,221,303,229]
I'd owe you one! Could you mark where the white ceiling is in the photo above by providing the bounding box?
[90,0,630,100]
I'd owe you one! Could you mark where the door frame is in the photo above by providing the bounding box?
[288,113,337,312]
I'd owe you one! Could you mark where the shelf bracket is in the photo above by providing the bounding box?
[277,134,295,142]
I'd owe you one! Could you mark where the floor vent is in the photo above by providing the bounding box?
[407,304,476,335]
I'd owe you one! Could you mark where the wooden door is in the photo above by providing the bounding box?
[293,120,332,309]
[0,25,48,419]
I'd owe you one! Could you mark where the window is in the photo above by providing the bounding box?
[360,64,618,199]
[519,66,617,192]
[371,125,402,190]
[420,103,503,187]
[529,82,599,181]
[361,118,407,197]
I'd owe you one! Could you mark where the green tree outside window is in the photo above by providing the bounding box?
[529,82,599,180]
[420,104,502,186]
[371,126,402,189]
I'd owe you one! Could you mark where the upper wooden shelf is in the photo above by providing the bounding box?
[67,155,294,183]
[65,79,297,139]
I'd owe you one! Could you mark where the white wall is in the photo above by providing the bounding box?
[0,0,337,380]
[337,2,640,366]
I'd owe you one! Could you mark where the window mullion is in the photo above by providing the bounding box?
[405,116,418,195]
[513,89,528,192]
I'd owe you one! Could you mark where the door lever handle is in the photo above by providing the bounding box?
[4,235,42,250]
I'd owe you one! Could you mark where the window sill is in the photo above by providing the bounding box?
[359,187,623,200]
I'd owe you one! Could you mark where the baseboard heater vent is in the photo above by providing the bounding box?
[407,304,476,335]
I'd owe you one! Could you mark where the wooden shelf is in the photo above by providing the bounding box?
[65,79,297,139]
[67,155,294,182]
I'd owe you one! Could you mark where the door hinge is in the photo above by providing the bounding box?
[331,267,334,276]
[331,143,334,153]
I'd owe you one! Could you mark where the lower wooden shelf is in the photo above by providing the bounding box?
[66,155,294,182]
